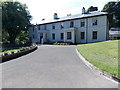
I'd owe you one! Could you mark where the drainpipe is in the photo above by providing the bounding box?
[86,18,88,43]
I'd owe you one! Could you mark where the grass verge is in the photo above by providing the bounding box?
[77,40,118,78]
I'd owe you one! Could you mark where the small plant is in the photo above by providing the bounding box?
[11,52,14,54]
[4,53,8,56]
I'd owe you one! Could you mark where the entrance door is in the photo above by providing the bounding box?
[40,33,43,43]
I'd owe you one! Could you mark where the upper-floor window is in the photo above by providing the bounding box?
[43,25,46,30]
[52,24,55,29]
[38,26,40,30]
[33,26,34,32]
[81,21,85,27]
[70,21,74,27]
[92,18,97,26]
[61,23,64,29]
[93,31,97,39]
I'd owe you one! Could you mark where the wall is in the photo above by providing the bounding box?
[28,15,108,44]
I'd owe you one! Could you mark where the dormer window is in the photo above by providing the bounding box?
[92,18,97,26]
[70,21,74,27]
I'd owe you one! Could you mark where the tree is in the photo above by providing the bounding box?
[1,1,32,44]
[87,6,98,12]
[102,1,120,28]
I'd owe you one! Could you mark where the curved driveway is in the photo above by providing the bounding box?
[2,45,118,88]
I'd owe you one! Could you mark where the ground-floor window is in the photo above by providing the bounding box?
[52,33,55,40]
[93,31,97,39]
[61,33,64,40]
[33,35,34,39]
[81,32,85,39]
[30,37,31,41]
[67,32,71,40]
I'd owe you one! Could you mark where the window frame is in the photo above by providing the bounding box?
[70,21,74,28]
[81,32,85,39]
[81,21,85,27]
[61,33,64,40]
[92,31,97,39]
[61,23,64,29]
[52,33,55,40]
[67,32,72,40]
[92,18,97,26]
[52,23,55,29]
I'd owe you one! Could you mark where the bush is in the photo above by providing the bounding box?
[53,42,71,45]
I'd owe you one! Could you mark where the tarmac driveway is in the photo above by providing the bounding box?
[2,45,118,88]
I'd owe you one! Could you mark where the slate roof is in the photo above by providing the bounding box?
[39,11,108,25]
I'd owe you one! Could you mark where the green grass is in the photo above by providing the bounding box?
[77,40,119,77]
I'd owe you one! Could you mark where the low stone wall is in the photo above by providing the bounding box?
[1,45,38,63]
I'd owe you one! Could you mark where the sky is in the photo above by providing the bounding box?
[18,0,116,24]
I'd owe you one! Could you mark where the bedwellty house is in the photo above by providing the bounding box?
[28,7,109,44]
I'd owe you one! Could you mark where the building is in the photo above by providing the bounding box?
[28,8,109,44]
[109,28,120,40]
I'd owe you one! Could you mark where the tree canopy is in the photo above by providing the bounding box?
[1,1,32,44]
[87,6,98,12]
[102,1,120,28]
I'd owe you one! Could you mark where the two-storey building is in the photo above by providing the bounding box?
[28,8,109,44]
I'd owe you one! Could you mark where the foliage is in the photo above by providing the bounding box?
[16,30,30,45]
[77,40,118,77]
[1,1,32,44]
[102,1,120,28]
[2,29,9,44]
[87,6,98,12]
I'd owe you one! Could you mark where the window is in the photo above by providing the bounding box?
[30,37,31,41]
[67,32,71,40]
[33,27,34,32]
[43,25,46,30]
[33,35,34,39]
[81,21,85,27]
[61,23,64,29]
[52,24,55,29]
[52,33,55,40]
[93,31,97,39]
[81,32,85,39]
[92,18,97,26]
[61,33,64,40]
[38,26,40,30]
[70,21,74,27]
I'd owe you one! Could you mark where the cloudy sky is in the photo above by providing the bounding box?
[19,0,116,24]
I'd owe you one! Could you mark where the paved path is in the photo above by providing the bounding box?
[2,45,118,88]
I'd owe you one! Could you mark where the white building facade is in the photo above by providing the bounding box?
[28,10,109,44]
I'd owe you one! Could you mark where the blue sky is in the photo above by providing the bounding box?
[19,0,116,24]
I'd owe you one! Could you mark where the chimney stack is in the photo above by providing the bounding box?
[82,7,86,14]
[54,13,59,19]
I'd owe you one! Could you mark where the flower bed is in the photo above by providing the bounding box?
[1,44,38,63]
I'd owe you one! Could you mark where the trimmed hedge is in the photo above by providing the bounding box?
[1,45,38,63]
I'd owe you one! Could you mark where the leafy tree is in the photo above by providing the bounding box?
[102,1,120,28]
[1,1,32,44]
[87,6,98,12]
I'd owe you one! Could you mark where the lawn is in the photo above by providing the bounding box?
[77,40,119,77]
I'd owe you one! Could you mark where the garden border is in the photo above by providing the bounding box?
[1,45,38,63]
[76,48,120,83]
